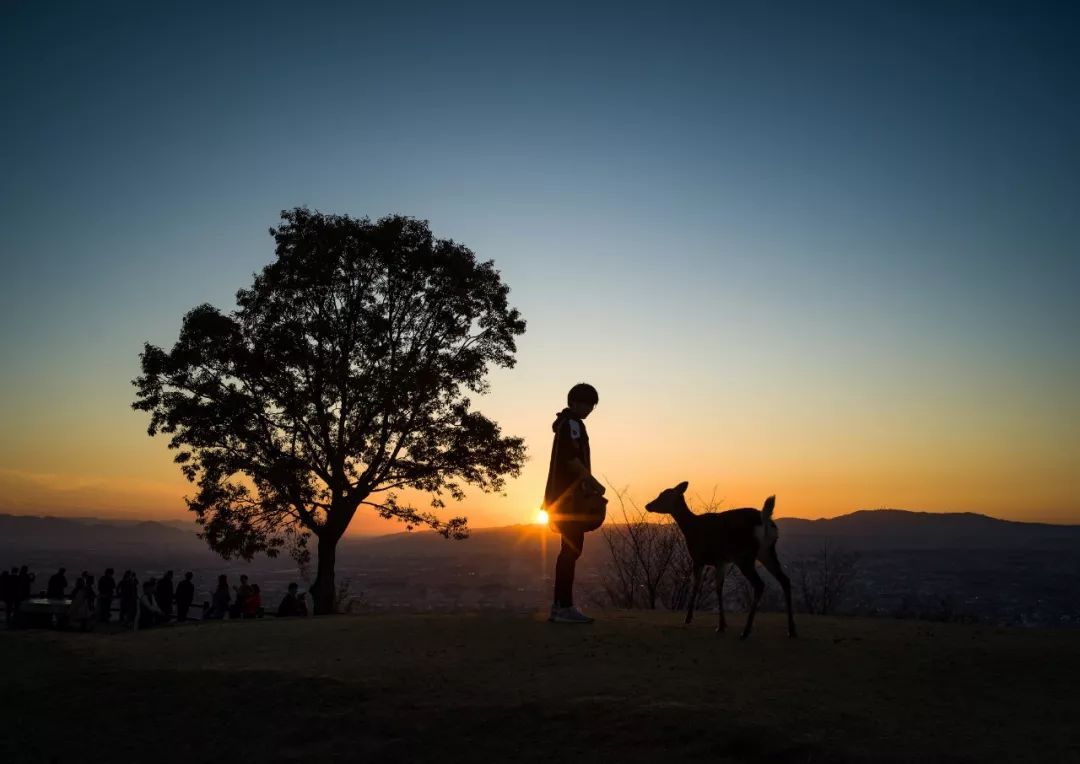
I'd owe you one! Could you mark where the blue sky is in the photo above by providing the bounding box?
[1,1,1078,527]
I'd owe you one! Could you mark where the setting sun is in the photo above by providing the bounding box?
[535,509,549,526]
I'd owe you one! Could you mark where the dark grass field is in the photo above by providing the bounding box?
[2,611,1078,763]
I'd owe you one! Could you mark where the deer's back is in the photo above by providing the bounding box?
[685,507,769,564]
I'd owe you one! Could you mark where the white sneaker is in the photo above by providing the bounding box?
[550,605,594,624]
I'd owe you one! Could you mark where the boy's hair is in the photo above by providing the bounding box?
[567,383,599,406]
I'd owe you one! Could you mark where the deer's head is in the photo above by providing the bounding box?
[645,481,689,515]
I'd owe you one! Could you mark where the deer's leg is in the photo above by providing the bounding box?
[735,558,765,640]
[685,564,704,625]
[761,546,797,638]
[715,564,727,633]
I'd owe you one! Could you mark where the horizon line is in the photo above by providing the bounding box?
[3,507,1079,533]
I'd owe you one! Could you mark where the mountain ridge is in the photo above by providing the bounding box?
[3,508,1078,553]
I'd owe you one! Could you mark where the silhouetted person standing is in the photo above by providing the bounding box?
[118,571,138,625]
[18,566,34,602]
[155,571,174,621]
[209,575,230,619]
[97,568,116,623]
[544,383,605,624]
[69,578,92,631]
[175,572,194,621]
[2,568,14,626]
[232,574,252,619]
[138,581,164,629]
[82,573,96,616]
[46,568,68,599]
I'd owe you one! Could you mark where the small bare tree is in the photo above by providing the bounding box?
[596,487,739,612]
[597,487,683,609]
[665,533,717,611]
[795,540,859,615]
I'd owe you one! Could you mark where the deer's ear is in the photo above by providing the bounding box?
[675,481,689,494]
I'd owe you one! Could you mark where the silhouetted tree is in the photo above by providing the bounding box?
[132,208,527,614]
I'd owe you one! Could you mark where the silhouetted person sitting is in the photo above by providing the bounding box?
[97,568,115,623]
[46,567,68,599]
[276,583,308,617]
[156,571,175,620]
[208,575,230,619]
[175,572,195,621]
[138,581,165,629]
[231,574,252,619]
[243,584,262,618]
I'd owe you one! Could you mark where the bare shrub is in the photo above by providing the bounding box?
[792,540,859,615]
[596,487,683,609]
[596,487,735,612]
[334,577,367,614]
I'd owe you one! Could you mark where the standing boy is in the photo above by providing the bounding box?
[544,383,604,624]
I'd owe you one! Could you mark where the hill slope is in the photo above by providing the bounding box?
[2,612,1077,763]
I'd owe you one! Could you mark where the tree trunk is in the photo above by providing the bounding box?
[310,533,339,615]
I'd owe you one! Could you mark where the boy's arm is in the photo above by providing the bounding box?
[555,417,605,494]
[566,457,605,495]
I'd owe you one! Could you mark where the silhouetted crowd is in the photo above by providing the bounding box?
[2,565,309,631]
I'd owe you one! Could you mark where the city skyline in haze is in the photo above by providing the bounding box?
[2,2,1078,531]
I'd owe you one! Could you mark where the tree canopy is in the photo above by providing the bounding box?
[132,208,527,612]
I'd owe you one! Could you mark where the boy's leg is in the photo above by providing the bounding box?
[553,525,585,607]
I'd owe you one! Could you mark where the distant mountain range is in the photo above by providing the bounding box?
[776,509,1080,550]
[0,514,197,549]
[350,509,1080,556]
[2,509,1078,555]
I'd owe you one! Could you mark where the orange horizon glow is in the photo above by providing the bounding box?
[2,348,1079,532]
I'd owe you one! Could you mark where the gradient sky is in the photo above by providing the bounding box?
[2,1,1078,532]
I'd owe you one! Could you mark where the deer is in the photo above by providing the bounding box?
[645,481,796,640]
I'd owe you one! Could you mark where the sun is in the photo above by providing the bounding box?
[534,509,549,526]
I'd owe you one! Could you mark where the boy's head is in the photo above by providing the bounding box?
[567,383,599,418]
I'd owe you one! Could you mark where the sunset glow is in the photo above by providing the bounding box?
[1,3,1078,532]
[535,509,549,526]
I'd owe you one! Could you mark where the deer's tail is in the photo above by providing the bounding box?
[762,495,776,524]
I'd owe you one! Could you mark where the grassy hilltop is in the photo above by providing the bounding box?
[3,612,1077,763]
